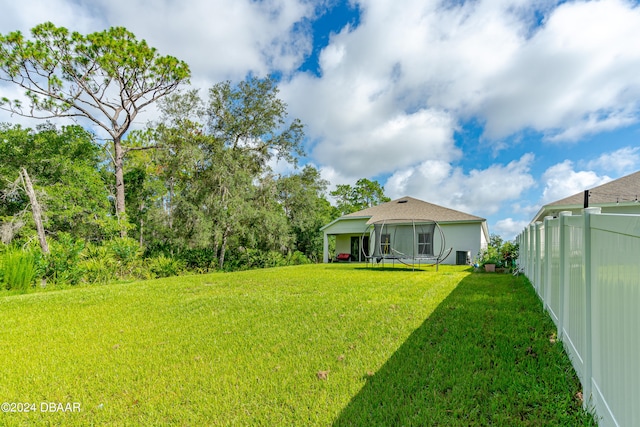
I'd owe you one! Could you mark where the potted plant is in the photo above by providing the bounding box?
[480,246,500,272]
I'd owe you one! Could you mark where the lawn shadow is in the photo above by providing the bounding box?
[332,273,595,426]
[352,264,473,273]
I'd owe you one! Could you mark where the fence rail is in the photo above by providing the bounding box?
[516,208,640,427]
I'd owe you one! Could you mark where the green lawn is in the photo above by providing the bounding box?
[0,264,595,426]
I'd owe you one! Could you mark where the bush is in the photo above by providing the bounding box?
[149,255,185,278]
[107,237,143,278]
[285,251,311,266]
[175,248,217,272]
[45,233,85,285]
[1,249,36,291]
[79,245,116,285]
[477,235,519,270]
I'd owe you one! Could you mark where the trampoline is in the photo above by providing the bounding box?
[361,219,452,271]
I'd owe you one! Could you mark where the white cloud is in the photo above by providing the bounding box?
[585,146,640,175]
[493,218,530,241]
[540,160,612,204]
[282,0,640,188]
[0,0,315,130]
[4,0,640,221]
[0,0,102,33]
[477,0,640,141]
[0,0,314,84]
[384,153,536,216]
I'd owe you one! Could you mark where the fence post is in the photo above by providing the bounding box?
[529,223,535,280]
[544,216,554,313]
[583,206,600,410]
[558,211,571,340]
[535,221,543,296]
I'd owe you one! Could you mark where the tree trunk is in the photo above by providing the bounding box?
[218,225,231,270]
[19,168,49,255]
[138,200,145,247]
[113,138,127,237]
[139,218,144,247]
[167,178,174,230]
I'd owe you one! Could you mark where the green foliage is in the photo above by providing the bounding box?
[208,76,305,165]
[501,240,519,267]
[45,233,85,285]
[478,234,519,269]
[277,165,339,261]
[330,178,391,215]
[0,70,332,280]
[107,237,141,265]
[79,246,116,285]
[0,124,114,242]
[172,248,218,273]
[0,22,190,120]
[0,22,191,232]
[1,248,36,291]
[285,250,311,266]
[148,255,185,278]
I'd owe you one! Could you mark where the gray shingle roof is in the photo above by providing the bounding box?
[547,170,640,207]
[344,196,485,224]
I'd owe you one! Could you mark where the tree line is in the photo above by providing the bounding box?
[0,22,389,288]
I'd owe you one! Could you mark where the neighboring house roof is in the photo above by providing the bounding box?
[321,196,487,233]
[344,196,486,224]
[531,170,640,223]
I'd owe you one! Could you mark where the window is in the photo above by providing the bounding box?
[380,234,391,254]
[418,233,433,256]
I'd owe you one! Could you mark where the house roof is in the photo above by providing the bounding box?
[531,170,640,222]
[547,170,640,207]
[344,196,486,224]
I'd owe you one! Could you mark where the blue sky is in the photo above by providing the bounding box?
[2,0,640,240]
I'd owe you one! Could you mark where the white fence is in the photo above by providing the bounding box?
[516,208,640,427]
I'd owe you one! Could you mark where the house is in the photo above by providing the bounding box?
[531,170,640,223]
[321,196,489,265]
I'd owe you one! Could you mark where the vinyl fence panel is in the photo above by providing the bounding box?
[561,214,587,385]
[516,210,640,427]
[589,213,640,427]
[545,217,561,327]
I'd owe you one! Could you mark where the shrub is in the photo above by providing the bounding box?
[1,249,36,291]
[477,237,519,270]
[175,248,217,272]
[149,255,185,278]
[45,233,85,285]
[79,245,116,285]
[107,237,143,277]
[80,257,114,285]
[108,237,142,265]
[285,251,311,266]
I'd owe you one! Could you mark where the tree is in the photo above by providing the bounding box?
[277,165,338,261]
[147,77,306,269]
[0,124,115,244]
[330,178,391,214]
[0,22,191,234]
[204,76,305,267]
[208,76,305,169]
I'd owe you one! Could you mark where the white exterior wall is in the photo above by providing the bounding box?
[335,235,353,255]
[322,218,369,263]
[323,217,486,265]
[440,222,484,265]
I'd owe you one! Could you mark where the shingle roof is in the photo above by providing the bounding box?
[344,196,485,224]
[547,170,640,207]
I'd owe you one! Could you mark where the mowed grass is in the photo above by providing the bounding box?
[0,264,595,426]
